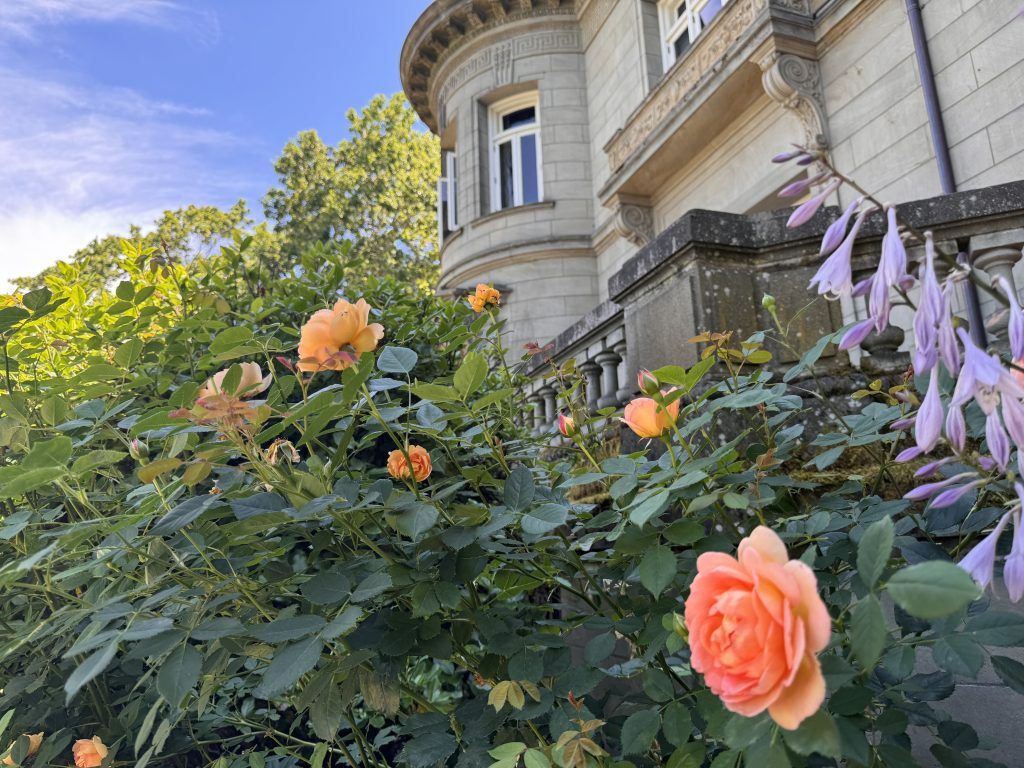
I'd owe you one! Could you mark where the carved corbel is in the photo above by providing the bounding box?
[612,196,655,248]
[758,51,829,151]
[493,41,515,86]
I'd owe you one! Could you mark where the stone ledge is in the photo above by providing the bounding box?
[524,299,623,375]
[607,180,1024,301]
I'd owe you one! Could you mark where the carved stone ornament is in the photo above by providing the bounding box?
[613,200,655,247]
[758,51,829,150]
[493,41,515,87]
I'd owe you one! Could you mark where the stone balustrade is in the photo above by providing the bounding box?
[523,302,631,434]
[522,181,1024,407]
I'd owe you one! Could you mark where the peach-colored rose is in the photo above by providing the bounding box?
[387,445,432,483]
[467,284,500,313]
[3,733,43,766]
[199,362,269,400]
[621,391,680,438]
[685,526,831,730]
[297,298,384,372]
[558,413,577,438]
[72,737,107,768]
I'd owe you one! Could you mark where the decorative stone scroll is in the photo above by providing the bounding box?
[758,51,829,150]
[612,198,655,247]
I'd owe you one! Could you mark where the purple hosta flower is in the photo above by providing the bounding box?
[867,207,909,333]
[787,178,841,228]
[978,455,998,472]
[1005,486,1024,602]
[772,149,810,164]
[931,478,984,509]
[913,235,944,372]
[945,404,967,454]
[915,456,955,478]
[852,275,873,297]
[780,171,828,198]
[951,328,1024,407]
[937,310,960,375]
[820,198,861,257]
[896,445,925,462]
[959,509,1013,589]
[904,472,973,501]
[999,277,1024,361]
[891,416,916,431]
[839,318,875,351]
[987,411,1012,471]
[912,372,944,454]
[810,206,871,298]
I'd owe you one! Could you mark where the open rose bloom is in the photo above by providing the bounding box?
[621,391,680,438]
[298,298,384,372]
[387,445,432,483]
[198,361,269,400]
[72,737,107,768]
[685,526,831,730]
[189,363,271,429]
[467,284,500,313]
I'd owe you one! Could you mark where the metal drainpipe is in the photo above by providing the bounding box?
[905,0,987,346]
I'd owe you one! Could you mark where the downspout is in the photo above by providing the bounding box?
[905,0,987,345]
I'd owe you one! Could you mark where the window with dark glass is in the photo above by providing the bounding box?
[490,95,543,212]
[438,149,458,244]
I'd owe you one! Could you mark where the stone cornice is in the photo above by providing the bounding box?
[401,0,578,132]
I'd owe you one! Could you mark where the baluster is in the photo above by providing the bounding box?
[580,360,602,410]
[594,349,622,409]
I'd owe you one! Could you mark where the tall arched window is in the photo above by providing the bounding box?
[490,94,543,212]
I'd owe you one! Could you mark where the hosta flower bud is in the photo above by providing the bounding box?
[761,294,777,314]
[636,369,660,395]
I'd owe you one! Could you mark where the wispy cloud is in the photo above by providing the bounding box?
[0,0,219,44]
[0,2,257,289]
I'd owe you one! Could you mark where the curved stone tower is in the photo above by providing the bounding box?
[401,0,597,356]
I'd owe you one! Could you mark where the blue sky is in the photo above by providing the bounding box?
[0,0,429,288]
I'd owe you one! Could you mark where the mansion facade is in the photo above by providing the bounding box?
[401,0,1023,419]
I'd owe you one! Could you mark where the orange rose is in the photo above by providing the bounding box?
[621,391,680,438]
[685,526,831,730]
[199,362,269,400]
[298,298,384,372]
[387,445,432,483]
[3,733,43,766]
[467,284,500,313]
[72,737,107,768]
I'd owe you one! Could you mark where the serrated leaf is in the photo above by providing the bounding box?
[857,516,894,589]
[351,571,392,602]
[887,561,980,619]
[620,709,660,756]
[454,351,487,397]
[250,615,326,643]
[157,644,201,708]
[639,545,676,598]
[377,346,418,374]
[521,503,567,535]
[849,594,886,671]
[65,643,117,704]
[504,466,535,511]
[782,709,840,757]
[255,637,322,698]
[992,655,1024,694]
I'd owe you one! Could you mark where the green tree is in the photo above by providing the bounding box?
[263,93,440,288]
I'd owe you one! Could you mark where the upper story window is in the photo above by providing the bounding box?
[490,94,543,212]
[438,149,458,244]
[657,0,726,69]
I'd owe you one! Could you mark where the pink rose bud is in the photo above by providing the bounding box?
[558,413,577,438]
[637,369,660,395]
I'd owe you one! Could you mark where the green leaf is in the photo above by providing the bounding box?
[351,571,392,602]
[210,326,253,354]
[488,743,527,760]
[629,489,670,527]
[887,561,980,619]
[150,495,223,535]
[523,749,551,768]
[521,503,567,535]
[301,573,350,605]
[857,516,894,589]
[309,679,345,740]
[157,644,201,708]
[504,466,535,511]
[0,466,65,499]
[849,594,886,671]
[933,636,984,677]
[620,709,660,756]
[410,383,459,402]
[250,615,326,643]
[666,742,705,768]
[584,633,616,666]
[0,305,29,333]
[377,346,418,374]
[255,637,323,698]
[22,287,52,311]
[454,351,487,397]
[782,709,840,758]
[24,436,73,467]
[389,502,439,539]
[662,701,693,748]
[639,545,676,598]
[743,741,789,768]
[964,611,1024,645]
[992,655,1024,694]
[72,450,127,476]
[65,643,117,704]
[137,457,183,484]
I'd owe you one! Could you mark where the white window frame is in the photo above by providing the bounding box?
[657,0,727,70]
[489,93,543,213]
[438,149,458,244]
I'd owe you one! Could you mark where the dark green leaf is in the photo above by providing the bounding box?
[521,503,567,535]
[65,644,117,704]
[377,346,418,374]
[250,615,326,643]
[857,516,894,589]
[157,644,201,708]
[887,561,980,619]
[849,594,886,670]
[504,466,535,512]
[255,637,323,698]
[782,709,840,758]
[620,709,660,756]
[639,545,676,598]
[992,655,1024,694]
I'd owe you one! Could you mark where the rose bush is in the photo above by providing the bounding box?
[1,175,1024,768]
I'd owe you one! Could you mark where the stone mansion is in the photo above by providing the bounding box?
[401,0,1023,423]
